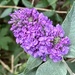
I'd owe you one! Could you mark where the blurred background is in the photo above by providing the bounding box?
[0,0,74,75]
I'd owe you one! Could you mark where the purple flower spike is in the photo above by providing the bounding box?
[8,8,70,62]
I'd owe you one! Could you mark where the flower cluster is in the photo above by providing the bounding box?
[8,8,70,62]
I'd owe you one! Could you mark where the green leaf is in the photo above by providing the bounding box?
[19,68,37,75]
[19,56,42,75]
[36,60,67,75]
[26,56,42,71]
[47,0,57,9]
[9,43,23,56]
[62,2,75,58]
[64,45,75,58]
[18,72,24,75]
[0,0,10,5]
[25,69,36,75]
[62,0,70,8]
[13,0,19,5]
[22,0,33,8]
[51,3,56,9]
[67,61,75,73]
[0,37,13,50]
[2,37,13,43]
[0,8,12,18]
[0,65,3,75]
[43,11,54,17]
[35,0,49,8]
[55,14,63,22]
[69,0,75,5]
[62,2,75,45]
[0,27,8,37]
[47,0,57,5]
[8,43,23,64]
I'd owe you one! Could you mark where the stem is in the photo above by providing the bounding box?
[14,63,22,73]
[0,5,22,9]
[11,55,14,73]
[62,59,73,75]
[35,7,67,14]
[0,5,67,14]
[31,0,35,6]
[14,51,24,61]
[0,60,12,73]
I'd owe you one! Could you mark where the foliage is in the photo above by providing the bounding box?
[62,2,75,58]
[0,0,75,75]
[36,60,67,75]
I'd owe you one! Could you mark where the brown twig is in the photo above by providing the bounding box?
[0,55,14,73]
[0,59,12,73]
[31,0,35,6]
[14,63,22,69]
[0,5,67,14]
[14,63,22,73]
[14,51,24,61]
[36,7,67,13]
[11,55,14,73]
[0,5,22,9]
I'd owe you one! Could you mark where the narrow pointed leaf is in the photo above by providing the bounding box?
[62,2,75,45]
[26,56,42,71]
[62,2,75,58]
[0,8,12,18]
[22,0,33,8]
